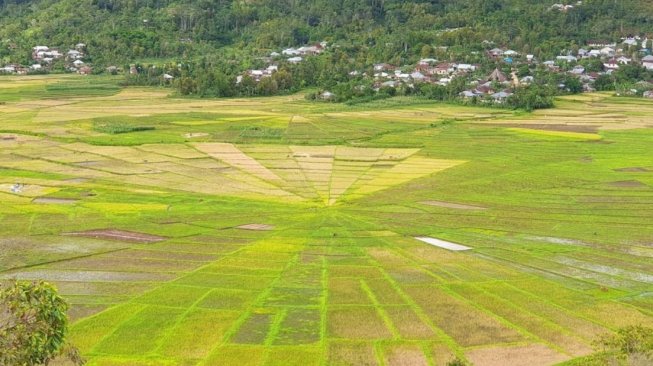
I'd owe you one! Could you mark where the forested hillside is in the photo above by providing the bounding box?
[1,0,652,65]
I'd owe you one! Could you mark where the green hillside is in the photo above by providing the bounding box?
[1,0,652,65]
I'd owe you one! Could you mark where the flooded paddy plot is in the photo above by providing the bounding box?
[415,236,473,251]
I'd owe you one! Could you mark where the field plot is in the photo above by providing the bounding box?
[0,76,652,366]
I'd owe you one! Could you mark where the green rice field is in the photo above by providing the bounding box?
[0,75,652,366]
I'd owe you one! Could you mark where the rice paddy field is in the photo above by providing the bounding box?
[0,75,652,366]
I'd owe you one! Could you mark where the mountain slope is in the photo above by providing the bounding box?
[0,0,652,65]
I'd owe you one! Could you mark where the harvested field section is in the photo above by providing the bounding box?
[327,341,379,366]
[327,307,393,339]
[382,344,430,366]
[465,344,569,366]
[403,286,524,347]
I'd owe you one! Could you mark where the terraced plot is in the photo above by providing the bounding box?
[0,76,652,366]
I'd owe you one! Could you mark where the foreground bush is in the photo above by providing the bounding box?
[0,280,84,366]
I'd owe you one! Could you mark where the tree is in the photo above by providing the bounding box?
[595,325,653,364]
[0,280,84,366]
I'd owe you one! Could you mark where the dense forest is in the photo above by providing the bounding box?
[1,0,652,65]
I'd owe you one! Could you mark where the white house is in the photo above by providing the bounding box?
[642,55,653,70]
[287,56,303,64]
[604,58,620,70]
[488,48,504,57]
[1,65,16,73]
[616,56,631,65]
[623,38,638,47]
[556,55,577,63]
[67,50,83,59]
[282,48,301,56]
[456,64,476,72]
[411,71,426,81]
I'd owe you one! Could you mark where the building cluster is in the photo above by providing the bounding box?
[1,43,91,75]
[237,41,328,84]
[369,60,478,88]
[338,35,653,101]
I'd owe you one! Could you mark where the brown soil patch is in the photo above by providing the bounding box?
[384,345,429,366]
[183,132,209,138]
[328,342,379,366]
[236,224,275,231]
[63,229,167,243]
[420,200,486,210]
[615,167,649,172]
[68,304,109,323]
[465,344,569,366]
[609,180,648,188]
[33,197,78,205]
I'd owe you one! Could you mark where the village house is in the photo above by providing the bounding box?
[374,63,395,72]
[282,48,301,56]
[491,91,512,103]
[488,68,508,83]
[488,48,504,58]
[459,90,483,99]
[600,47,616,57]
[456,64,477,73]
[556,55,577,63]
[287,56,303,64]
[319,91,335,100]
[433,63,455,76]
[418,58,437,65]
[616,56,632,65]
[604,58,620,70]
[1,64,18,73]
[587,40,616,48]
[78,66,92,75]
[622,37,638,47]
[551,3,575,12]
[588,50,602,57]
[642,55,653,70]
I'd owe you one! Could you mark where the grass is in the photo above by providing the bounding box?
[0,75,652,365]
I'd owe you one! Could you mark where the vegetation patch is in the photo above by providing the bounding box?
[93,120,155,135]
